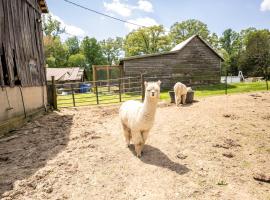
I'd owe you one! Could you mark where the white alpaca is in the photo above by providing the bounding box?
[174,82,191,106]
[119,81,161,157]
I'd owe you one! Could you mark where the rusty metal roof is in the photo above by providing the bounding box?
[46,67,85,81]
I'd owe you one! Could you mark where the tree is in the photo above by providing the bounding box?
[208,33,220,50]
[43,36,69,67]
[242,30,270,81]
[100,37,123,65]
[169,19,211,46]
[81,36,106,79]
[124,25,170,56]
[239,27,257,48]
[68,54,87,67]
[219,29,241,75]
[65,36,80,55]
[219,29,240,55]
[42,14,65,37]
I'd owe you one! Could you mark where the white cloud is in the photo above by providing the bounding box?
[50,13,86,38]
[261,0,270,11]
[138,0,153,12]
[103,0,153,17]
[104,0,132,17]
[125,17,158,31]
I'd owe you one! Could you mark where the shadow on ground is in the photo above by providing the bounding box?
[0,112,73,197]
[129,144,190,175]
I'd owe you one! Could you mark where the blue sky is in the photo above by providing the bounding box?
[45,0,270,40]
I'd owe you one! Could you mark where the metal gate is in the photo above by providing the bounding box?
[50,76,143,108]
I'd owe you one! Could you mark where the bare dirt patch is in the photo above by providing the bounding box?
[0,92,270,200]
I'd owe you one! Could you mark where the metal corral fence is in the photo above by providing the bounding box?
[47,73,269,109]
[143,73,269,96]
[48,76,143,108]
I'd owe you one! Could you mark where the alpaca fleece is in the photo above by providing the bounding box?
[174,82,190,106]
[119,81,161,157]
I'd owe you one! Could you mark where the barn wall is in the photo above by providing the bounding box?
[0,0,47,133]
[0,86,47,134]
[123,36,221,90]
[0,0,46,87]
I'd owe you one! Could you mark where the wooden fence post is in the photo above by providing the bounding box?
[141,74,145,102]
[225,71,228,95]
[118,78,122,102]
[265,68,269,90]
[71,85,76,107]
[95,83,99,104]
[51,76,57,109]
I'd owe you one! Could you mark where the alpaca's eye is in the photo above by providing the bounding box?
[147,89,150,92]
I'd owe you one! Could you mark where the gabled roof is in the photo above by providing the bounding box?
[46,67,85,81]
[170,35,196,51]
[38,0,49,13]
[120,35,224,62]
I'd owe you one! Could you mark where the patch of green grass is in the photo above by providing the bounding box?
[160,81,268,101]
[57,81,268,107]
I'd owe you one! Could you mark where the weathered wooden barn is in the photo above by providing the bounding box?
[0,0,48,134]
[120,35,224,89]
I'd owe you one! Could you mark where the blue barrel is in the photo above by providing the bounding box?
[79,83,91,93]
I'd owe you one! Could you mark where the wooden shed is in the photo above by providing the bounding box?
[0,0,48,134]
[120,35,224,89]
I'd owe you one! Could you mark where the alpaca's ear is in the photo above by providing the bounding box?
[144,81,148,87]
[157,80,161,86]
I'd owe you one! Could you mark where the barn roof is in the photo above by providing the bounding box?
[46,67,85,81]
[120,35,224,62]
[38,0,49,13]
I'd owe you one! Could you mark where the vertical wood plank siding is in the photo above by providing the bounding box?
[0,0,46,87]
[123,37,222,89]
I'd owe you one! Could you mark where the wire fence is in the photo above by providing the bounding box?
[48,76,142,108]
[47,73,269,109]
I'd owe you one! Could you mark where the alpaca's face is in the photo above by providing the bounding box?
[144,81,161,99]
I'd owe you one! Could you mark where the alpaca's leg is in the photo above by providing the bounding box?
[133,131,144,157]
[141,130,149,144]
[135,143,143,158]
[182,94,187,105]
[121,122,131,147]
[140,130,149,154]
[176,95,180,107]
[174,94,178,105]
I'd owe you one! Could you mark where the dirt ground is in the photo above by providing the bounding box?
[0,92,270,200]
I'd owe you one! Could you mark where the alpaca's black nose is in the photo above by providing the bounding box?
[151,92,155,96]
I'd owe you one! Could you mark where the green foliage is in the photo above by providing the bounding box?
[42,14,65,37]
[41,15,269,81]
[100,37,123,65]
[68,54,87,67]
[219,29,240,55]
[219,29,242,75]
[240,30,270,77]
[81,37,106,78]
[46,56,56,67]
[65,36,80,55]
[124,25,170,56]
[44,36,69,67]
[170,19,211,46]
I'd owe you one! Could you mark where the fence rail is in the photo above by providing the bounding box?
[47,73,269,109]
[48,76,143,108]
